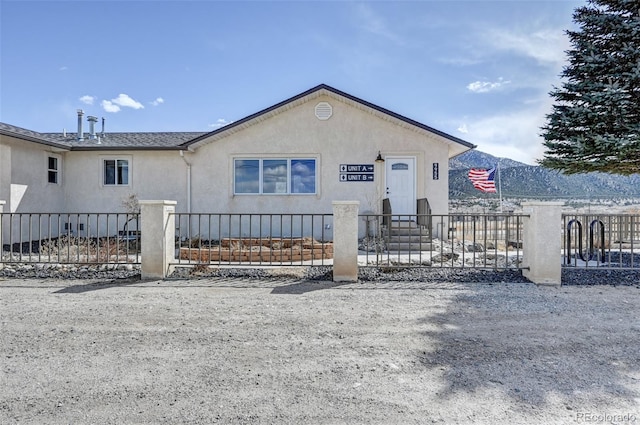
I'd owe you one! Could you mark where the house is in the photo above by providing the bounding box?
[0,84,475,240]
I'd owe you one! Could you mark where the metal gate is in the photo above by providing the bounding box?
[563,214,640,269]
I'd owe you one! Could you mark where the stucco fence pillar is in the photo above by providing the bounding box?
[139,200,176,280]
[332,201,359,282]
[0,200,4,271]
[521,202,563,286]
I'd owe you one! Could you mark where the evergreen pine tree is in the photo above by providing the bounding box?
[540,0,640,175]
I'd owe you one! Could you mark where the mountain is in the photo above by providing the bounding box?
[449,151,640,199]
[449,150,528,171]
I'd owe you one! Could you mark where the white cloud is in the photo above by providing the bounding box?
[101,100,120,113]
[150,97,164,106]
[437,23,569,77]
[100,93,144,113]
[467,78,511,93]
[458,97,554,165]
[457,123,468,134]
[111,93,144,110]
[437,56,483,67]
[354,3,403,44]
[484,27,569,69]
[59,66,68,71]
[79,95,95,105]
[447,24,571,165]
[209,118,232,129]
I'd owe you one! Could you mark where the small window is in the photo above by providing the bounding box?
[103,159,129,186]
[47,156,59,184]
[392,163,409,171]
[234,158,317,195]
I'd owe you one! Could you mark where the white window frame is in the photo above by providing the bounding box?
[233,157,317,195]
[46,153,61,185]
[101,156,132,187]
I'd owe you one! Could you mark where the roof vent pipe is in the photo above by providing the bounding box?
[101,117,105,137]
[87,116,98,139]
[77,109,84,141]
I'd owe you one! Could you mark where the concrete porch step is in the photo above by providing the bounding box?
[387,227,430,237]
[389,220,418,229]
[388,235,432,243]
[386,242,434,252]
[384,218,433,251]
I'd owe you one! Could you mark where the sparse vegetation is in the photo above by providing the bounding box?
[33,235,139,263]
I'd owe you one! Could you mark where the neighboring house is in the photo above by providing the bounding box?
[0,84,475,240]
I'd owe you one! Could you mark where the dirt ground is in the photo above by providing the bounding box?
[1,276,639,424]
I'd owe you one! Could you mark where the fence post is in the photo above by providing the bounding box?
[0,200,4,271]
[139,200,176,279]
[332,201,359,282]
[521,202,563,286]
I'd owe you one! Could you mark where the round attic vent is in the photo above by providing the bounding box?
[315,102,333,120]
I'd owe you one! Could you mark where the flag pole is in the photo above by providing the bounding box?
[497,158,503,213]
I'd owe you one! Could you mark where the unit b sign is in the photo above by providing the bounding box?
[339,164,374,182]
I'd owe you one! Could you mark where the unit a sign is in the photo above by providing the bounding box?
[339,164,374,182]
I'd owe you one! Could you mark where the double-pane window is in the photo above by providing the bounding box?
[104,159,129,185]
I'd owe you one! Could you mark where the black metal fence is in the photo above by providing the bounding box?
[0,212,140,265]
[359,213,526,270]
[8,210,637,272]
[172,213,334,267]
[563,214,640,269]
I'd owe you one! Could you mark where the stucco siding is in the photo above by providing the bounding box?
[62,150,188,212]
[0,143,11,209]
[0,138,68,244]
[0,138,66,213]
[188,94,451,215]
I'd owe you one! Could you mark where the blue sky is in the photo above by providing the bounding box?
[1,0,584,165]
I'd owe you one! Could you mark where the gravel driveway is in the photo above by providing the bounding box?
[1,276,639,424]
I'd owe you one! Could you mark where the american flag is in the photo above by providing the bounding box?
[468,167,497,193]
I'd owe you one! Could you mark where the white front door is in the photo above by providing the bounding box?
[385,157,416,216]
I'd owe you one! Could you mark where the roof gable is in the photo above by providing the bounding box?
[182,84,475,156]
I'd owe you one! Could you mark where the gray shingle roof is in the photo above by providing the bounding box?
[41,132,207,150]
[0,122,73,149]
[1,122,207,150]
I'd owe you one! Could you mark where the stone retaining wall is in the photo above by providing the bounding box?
[179,238,333,262]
